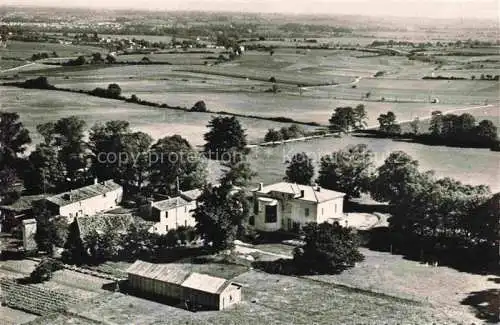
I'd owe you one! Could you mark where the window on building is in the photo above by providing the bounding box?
[165,225,169,232]
[253,199,259,214]
[249,215,255,226]
[265,205,277,223]
[321,208,324,215]
[334,204,337,213]
[165,211,169,218]
[305,208,310,217]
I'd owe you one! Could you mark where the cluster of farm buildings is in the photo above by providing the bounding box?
[0,179,346,310]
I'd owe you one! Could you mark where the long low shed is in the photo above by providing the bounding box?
[126,260,242,310]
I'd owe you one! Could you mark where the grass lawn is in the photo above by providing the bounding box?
[308,248,496,321]
[56,267,474,324]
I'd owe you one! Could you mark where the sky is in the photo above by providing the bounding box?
[2,0,499,20]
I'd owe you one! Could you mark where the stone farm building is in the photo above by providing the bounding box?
[126,260,242,310]
[251,182,346,232]
[45,180,123,222]
[148,189,202,234]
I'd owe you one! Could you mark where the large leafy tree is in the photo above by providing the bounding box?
[62,220,86,265]
[89,120,131,181]
[220,148,256,188]
[0,167,17,202]
[471,193,500,266]
[149,135,206,195]
[317,144,374,198]
[371,151,425,204]
[284,152,315,185]
[429,111,443,136]
[33,202,68,255]
[329,105,367,132]
[193,182,250,251]
[475,120,498,142]
[24,144,66,194]
[120,131,153,191]
[203,116,248,159]
[85,229,121,263]
[377,111,401,135]
[0,112,31,166]
[37,116,88,185]
[89,121,153,191]
[293,222,364,274]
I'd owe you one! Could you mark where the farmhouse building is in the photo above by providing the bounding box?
[126,260,242,310]
[148,189,202,234]
[251,182,345,232]
[149,197,196,234]
[45,180,123,222]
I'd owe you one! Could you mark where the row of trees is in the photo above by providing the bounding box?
[371,109,498,149]
[62,222,198,265]
[264,124,306,142]
[429,111,498,144]
[283,146,497,267]
[1,112,251,200]
[284,145,374,198]
[328,104,367,132]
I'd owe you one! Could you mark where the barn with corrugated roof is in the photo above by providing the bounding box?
[126,260,242,310]
[126,260,190,299]
[181,272,242,310]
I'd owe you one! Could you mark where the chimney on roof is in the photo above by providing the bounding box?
[258,183,263,191]
[316,184,321,192]
[64,190,72,201]
[94,178,98,185]
[300,190,305,198]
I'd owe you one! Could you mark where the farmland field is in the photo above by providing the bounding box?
[238,135,500,192]
[305,78,500,105]
[0,41,104,71]
[115,51,223,65]
[44,268,477,324]
[0,87,316,147]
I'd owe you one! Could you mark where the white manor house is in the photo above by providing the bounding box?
[251,182,346,232]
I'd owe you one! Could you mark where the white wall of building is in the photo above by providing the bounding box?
[252,193,345,232]
[150,201,197,234]
[58,187,123,222]
[316,198,345,223]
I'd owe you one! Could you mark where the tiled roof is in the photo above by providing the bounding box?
[180,189,203,202]
[256,182,345,203]
[76,213,134,239]
[152,197,189,211]
[46,180,121,207]
[0,194,48,212]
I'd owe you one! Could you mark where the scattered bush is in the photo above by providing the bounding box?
[191,100,207,112]
[29,258,64,283]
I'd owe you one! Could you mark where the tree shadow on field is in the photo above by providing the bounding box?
[461,278,500,323]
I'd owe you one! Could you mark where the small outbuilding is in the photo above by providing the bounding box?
[181,272,242,310]
[126,260,242,310]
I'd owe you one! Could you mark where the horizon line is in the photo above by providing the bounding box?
[0,4,498,22]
